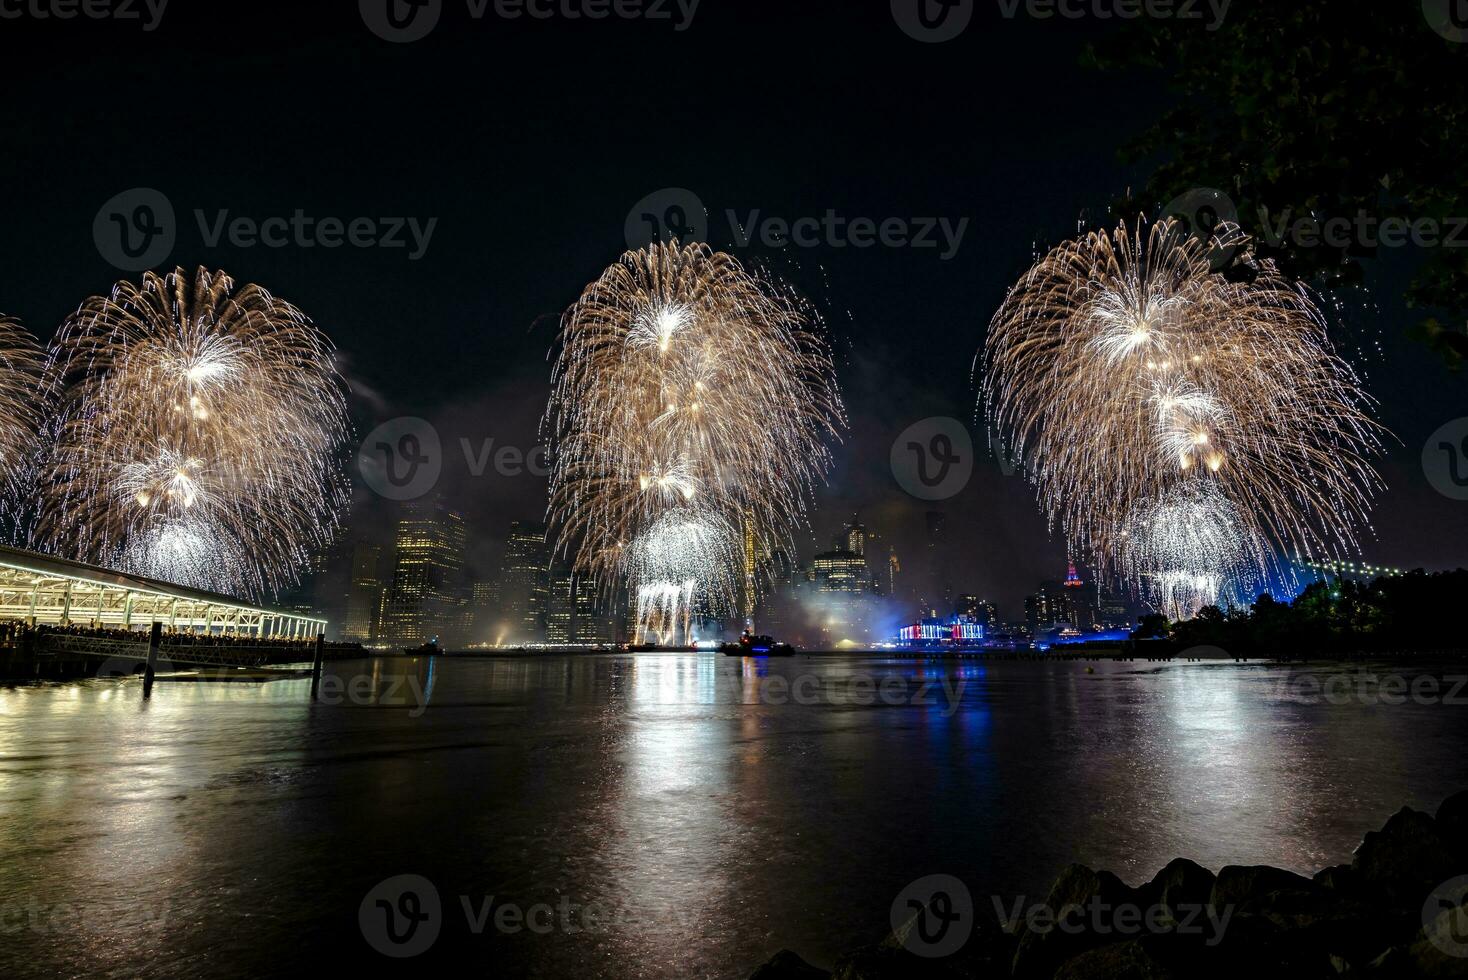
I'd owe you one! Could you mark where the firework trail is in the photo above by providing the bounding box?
[983,219,1386,617]
[34,267,351,599]
[546,241,845,645]
[0,316,44,523]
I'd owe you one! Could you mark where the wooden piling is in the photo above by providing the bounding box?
[309,633,325,701]
[142,621,162,697]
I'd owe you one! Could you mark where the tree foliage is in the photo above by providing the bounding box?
[1088,2,1468,368]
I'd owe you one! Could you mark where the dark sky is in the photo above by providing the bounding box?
[1,0,1463,618]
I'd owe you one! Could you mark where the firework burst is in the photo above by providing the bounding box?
[983,219,1386,615]
[34,267,351,599]
[546,241,845,644]
[0,316,44,522]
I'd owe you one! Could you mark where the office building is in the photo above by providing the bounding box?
[342,541,383,643]
[498,520,550,643]
[378,498,469,648]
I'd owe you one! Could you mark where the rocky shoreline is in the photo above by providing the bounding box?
[752,791,1468,978]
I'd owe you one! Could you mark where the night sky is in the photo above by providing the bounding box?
[2,0,1463,618]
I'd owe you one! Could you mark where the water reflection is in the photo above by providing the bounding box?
[1,656,1465,979]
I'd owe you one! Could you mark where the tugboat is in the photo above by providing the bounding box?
[721,630,795,657]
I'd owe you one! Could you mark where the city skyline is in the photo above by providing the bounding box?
[292,501,1393,650]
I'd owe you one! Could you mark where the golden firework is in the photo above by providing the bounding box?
[983,219,1386,614]
[546,242,845,643]
[35,267,351,599]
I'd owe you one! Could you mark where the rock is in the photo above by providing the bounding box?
[1314,864,1364,895]
[1438,791,1468,836]
[1210,865,1317,913]
[1053,938,1180,980]
[749,949,829,980]
[1259,892,1414,971]
[830,944,987,980]
[1438,790,1468,869]
[1364,945,1414,977]
[1011,864,1145,980]
[1145,858,1216,924]
[1397,874,1468,974]
[830,897,1015,980]
[1352,807,1460,905]
[831,945,909,980]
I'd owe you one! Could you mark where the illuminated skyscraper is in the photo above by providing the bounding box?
[342,541,383,643]
[545,562,575,644]
[1026,578,1077,633]
[379,498,469,648]
[812,547,873,646]
[546,562,618,645]
[498,520,549,643]
[1063,560,1099,630]
[470,579,500,642]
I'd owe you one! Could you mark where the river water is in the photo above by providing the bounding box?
[2,653,1465,977]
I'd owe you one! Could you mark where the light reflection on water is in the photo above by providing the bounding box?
[1,654,1465,978]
